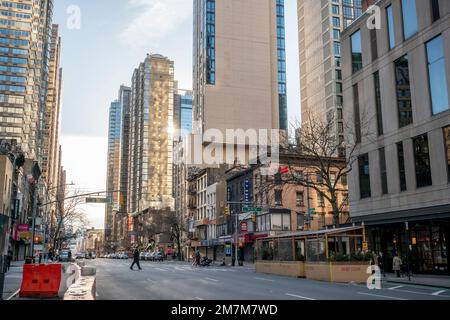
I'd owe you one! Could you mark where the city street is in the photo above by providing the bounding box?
[91,259,450,301]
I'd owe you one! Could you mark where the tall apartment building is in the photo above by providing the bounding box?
[42,24,62,190]
[342,0,450,275]
[298,0,362,136]
[105,100,122,247]
[117,85,131,248]
[0,0,54,161]
[128,54,175,216]
[173,89,193,139]
[193,0,288,137]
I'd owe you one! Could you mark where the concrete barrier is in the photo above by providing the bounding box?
[58,263,81,297]
[81,267,96,276]
[63,276,96,301]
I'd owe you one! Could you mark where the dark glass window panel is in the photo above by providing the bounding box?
[443,126,450,182]
[413,134,433,188]
[395,55,413,128]
[370,28,378,61]
[379,148,388,194]
[359,153,371,199]
[374,71,384,136]
[431,0,440,22]
[397,142,407,191]
[353,83,362,143]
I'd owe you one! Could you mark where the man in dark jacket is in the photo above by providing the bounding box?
[130,247,142,270]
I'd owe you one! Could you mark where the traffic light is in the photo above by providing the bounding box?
[224,206,230,216]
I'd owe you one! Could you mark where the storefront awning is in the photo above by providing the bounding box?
[351,204,450,226]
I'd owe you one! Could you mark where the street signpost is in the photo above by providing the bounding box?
[86,197,112,204]
[242,207,262,213]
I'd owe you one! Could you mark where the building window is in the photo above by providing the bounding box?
[370,28,378,61]
[395,55,413,128]
[353,83,362,144]
[373,71,384,136]
[297,213,304,230]
[431,0,440,22]
[386,5,395,49]
[205,0,216,85]
[296,192,304,207]
[444,126,450,182]
[426,35,449,115]
[275,190,282,206]
[351,30,363,73]
[342,193,349,205]
[397,142,407,191]
[379,148,388,195]
[413,134,433,188]
[317,192,325,207]
[401,0,418,40]
[341,174,348,186]
[359,154,371,199]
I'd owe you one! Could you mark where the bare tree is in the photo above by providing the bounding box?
[51,190,88,252]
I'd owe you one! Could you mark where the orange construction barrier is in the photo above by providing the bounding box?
[20,264,62,298]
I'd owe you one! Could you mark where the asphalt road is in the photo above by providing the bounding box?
[89,259,450,300]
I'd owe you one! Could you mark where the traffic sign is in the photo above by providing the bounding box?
[308,208,316,215]
[243,207,262,213]
[86,197,112,204]
[240,221,248,232]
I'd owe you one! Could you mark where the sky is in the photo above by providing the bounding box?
[53,0,301,229]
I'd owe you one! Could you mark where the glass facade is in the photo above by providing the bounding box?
[373,71,384,136]
[205,0,215,85]
[397,142,407,191]
[277,0,288,130]
[444,126,450,182]
[358,153,371,199]
[395,55,413,128]
[387,5,395,49]
[401,0,418,40]
[413,134,433,188]
[426,35,449,115]
[351,30,362,73]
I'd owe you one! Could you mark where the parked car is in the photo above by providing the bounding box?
[144,252,153,261]
[59,250,70,262]
[75,253,85,259]
[153,252,164,262]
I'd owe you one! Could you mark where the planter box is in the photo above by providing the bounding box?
[305,262,370,283]
[255,261,305,278]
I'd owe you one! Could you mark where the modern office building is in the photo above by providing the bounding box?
[117,85,131,248]
[0,0,54,161]
[42,24,62,190]
[193,0,288,137]
[128,54,175,217]
[105,100,122,248]
[173,89,193,139]
[298,0,363,141]
[342,0,450,274]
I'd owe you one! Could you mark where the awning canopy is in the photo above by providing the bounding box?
[256,225,364,241]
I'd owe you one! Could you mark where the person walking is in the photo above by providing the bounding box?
[393,254,402,278]
[6,249,13,272]
[195,249,201,267]
[130,247,142,271]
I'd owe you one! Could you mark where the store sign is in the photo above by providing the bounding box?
[225,244,232,256]
[241,221,248,232]
[244,179,250,203]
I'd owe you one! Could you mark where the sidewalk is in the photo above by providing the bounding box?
[384,273,450,289]
[2,261,24,300]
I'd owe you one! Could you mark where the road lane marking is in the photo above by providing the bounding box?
[254,277,275,282]
[205,277,219,282]
[6,289,20,301]
[147,278,156,283]
[432,290,446,296]
[357,292,407,300]
[154,268,166,271]
[285,293,316,300]
[388,285,404,290]
[194,297,204,300]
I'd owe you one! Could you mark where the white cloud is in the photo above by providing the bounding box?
[119,0,192,49]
